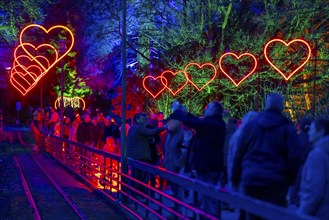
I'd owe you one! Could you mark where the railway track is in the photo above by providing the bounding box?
[0,127,130,220]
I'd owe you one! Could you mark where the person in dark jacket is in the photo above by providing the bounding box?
[102,116,120,147]
[163,118,187,173]
[222,110,238,188]
[126,112,166,199]
[76,113,96,174]
[232,93,302,220]
[170,101,226,217]
[94,112,105,149]
[289,117,312,206]
[76,113,96,146]
[146,117,161,189]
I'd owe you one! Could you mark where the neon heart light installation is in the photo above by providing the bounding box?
[139,38,313,98]
[19,24,74,71]
[184,62,217,91]
[143,76,168,98]
[10,43,55,95]
[219,52,257,87]
[160,70,188,96]
[10,65,43,95]
[264,39,311,81]
[10,24,74,96]
[14,43,58,73]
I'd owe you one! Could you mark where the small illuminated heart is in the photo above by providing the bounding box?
[143,76,168,98]
[160,70,188,96]
[184,62,217,91]
[219,52,257,87]
[10,64,43,96]
[264,39,311,81]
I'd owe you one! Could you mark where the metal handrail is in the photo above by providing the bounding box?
[30,124,316,220]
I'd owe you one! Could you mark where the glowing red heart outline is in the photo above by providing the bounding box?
[160,70,188,96]
[10,44,55,95]
[184,62,217,91]
[13,43,55,75]
[219,52,258,87]
[143,76,168,98]
[11,24,74,95]
[19,24,74,71]
[14,43,57,73]
[264,39,311,81]
[10,64,43,95]
[11,63,41,79]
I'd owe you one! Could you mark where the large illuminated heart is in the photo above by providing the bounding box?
[10,64,43,96]
[143,76,168,98]
[184,62,217,91]
[19,24,74,74]
[160,70,188,96]
[264,39,311,81]
[219,52,257,87]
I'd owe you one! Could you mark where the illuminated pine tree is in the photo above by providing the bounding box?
[53,51,92,98]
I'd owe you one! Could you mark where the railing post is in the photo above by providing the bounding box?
[0,112,3,130]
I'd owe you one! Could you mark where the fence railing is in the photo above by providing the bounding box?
[30,124,316,220]
[0,114,31,128]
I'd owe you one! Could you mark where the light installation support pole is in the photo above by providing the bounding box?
[312,38,317,118]
[40,80,43,131]
[120,0,128,179]
[60,59,64,138]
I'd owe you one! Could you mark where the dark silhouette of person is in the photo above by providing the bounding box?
[232,93,302,220]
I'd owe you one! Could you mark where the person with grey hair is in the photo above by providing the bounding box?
[232,93,302,220]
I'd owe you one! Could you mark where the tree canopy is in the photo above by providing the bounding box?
[1,0,328,120]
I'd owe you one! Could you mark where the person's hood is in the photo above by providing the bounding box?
[256,110,290,129]
[315,135,329,155]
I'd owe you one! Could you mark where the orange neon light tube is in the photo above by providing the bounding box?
[219,52,258,87]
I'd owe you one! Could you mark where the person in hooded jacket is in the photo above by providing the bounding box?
[231,93,302,220]
[298,118,329,220]
[170,100,226,217]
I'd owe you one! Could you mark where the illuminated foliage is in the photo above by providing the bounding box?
[0,0,55,44]
[53,51,92,98]
[2,0,328,121]
[133,0,329,120]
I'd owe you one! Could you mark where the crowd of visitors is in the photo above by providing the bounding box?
[31,93,329,219]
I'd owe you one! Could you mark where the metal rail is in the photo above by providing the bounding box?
[10,136,87,220]
[31,123,317,220]
[13,155,42,220]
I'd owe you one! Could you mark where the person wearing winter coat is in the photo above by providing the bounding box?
[170,101,226,217]
[232,93,302,220]
[227,111,258,192]
[298,118,329,220]
[163,118,187,173]
[76,113,95,147]
[126,112,166,199]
